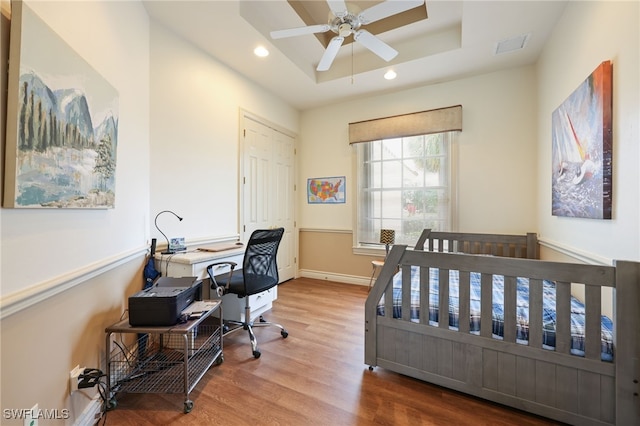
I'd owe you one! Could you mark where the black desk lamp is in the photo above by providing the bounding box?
[154,210,183,254]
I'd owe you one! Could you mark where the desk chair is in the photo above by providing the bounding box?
[206,228,287,358]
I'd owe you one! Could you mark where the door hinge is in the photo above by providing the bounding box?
[243,129,246,137]
[294,257,297,264]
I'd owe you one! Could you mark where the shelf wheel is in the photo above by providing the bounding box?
[107,398,117,410]
[184,400,194,413]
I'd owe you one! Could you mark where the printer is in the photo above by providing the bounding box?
[128,277,202,326]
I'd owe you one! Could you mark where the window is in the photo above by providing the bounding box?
[355,131,457,247]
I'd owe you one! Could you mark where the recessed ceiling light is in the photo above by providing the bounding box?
[254,46,269,57]
[384,70,397,80]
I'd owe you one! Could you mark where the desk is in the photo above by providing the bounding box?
[155,248,277,322]
[105,301,222,413]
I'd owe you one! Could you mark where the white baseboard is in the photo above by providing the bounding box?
[298,269,369,286]
[74,393,103,426]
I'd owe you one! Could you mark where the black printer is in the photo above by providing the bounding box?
[128,277,202,326]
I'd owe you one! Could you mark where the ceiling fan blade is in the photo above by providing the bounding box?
[270,24,331,40]
[354,30,398,62]
[358,0,425,25]
[326,0,349,18]
[317,36,345,71]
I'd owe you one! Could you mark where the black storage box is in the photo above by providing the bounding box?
[128,277,202,326]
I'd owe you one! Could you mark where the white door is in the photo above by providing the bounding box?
[242,117,272,233]
[272,131,295,281]
[241,115,296,282]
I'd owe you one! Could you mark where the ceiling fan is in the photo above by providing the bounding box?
[270,0,425,71]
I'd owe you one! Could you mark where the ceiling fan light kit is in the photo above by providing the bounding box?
[270,0,425,72]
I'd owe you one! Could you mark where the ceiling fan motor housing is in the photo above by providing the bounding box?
[329,10,361,37]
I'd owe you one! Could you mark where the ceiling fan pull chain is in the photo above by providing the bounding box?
[351,42,354,85]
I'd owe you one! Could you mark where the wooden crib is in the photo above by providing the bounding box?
[364,230,639,425]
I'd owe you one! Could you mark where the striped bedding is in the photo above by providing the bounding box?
[376,266,614,361]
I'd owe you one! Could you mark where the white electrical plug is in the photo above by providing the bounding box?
[69,365,83,394]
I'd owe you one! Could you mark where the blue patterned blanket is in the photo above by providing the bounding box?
[377,266,614,361]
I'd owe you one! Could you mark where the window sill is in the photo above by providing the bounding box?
[353,246,387,256]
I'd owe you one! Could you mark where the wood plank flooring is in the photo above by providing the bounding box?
[101,278,562,425]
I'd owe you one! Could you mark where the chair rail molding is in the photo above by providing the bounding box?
[538,236,612,266]
[0,245,147,319]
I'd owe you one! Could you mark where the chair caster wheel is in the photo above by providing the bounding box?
[369,366,374,371]
[107,399,117,410]
[184,400,194,413]
[281,330,288,338]
[253,350,261,358]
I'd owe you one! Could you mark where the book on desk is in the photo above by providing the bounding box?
[196,242,243,253]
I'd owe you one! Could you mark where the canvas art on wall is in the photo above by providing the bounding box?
[3,1,119,208]
[307,176,346,204]
[551,60,612,219]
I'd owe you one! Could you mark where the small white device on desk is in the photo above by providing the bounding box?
[155,242,277,323]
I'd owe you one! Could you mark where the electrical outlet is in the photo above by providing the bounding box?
[69,365,82,394]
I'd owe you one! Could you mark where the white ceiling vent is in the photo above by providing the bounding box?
[495,33,530,55]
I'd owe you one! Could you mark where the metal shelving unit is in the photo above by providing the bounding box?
[105,301,223,413]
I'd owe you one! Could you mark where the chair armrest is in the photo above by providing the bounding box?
[206,261,238,297]
[207,261,238,269]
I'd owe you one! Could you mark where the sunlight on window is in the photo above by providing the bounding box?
[356,132,456,247]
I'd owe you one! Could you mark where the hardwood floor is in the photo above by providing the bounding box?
[101,278,562,425]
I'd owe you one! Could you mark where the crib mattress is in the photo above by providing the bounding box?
[376,266,614,361]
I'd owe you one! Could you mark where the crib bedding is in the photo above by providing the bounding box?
[376,266,614,361]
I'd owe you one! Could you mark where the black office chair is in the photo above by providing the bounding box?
[206,228,288,358]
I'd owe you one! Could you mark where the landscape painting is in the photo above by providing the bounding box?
[551,60,612,219]
[3,1,119,208]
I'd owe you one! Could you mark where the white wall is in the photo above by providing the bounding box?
[298,66,538,235]
[0,1,150,423]
[536,1,640,263]
[148,21,299,246]
[1,1,150,303]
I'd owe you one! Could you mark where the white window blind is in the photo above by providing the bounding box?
[352,106,462,249]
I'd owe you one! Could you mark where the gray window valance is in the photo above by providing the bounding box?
[348,105,462,144]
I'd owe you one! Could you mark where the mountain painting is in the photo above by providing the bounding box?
[4,1,119,208]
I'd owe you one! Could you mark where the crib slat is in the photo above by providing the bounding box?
[419,266,429,325]
[401,266,412,322]
[528,279,543,348]
[384,276,394,319]
[480,273,493,338]
[555,281,571,354]
[503,276,517,343]
[584,284,602,360]
[459,271,470,333]
[490,242,499,256]
[439,268,449,329]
